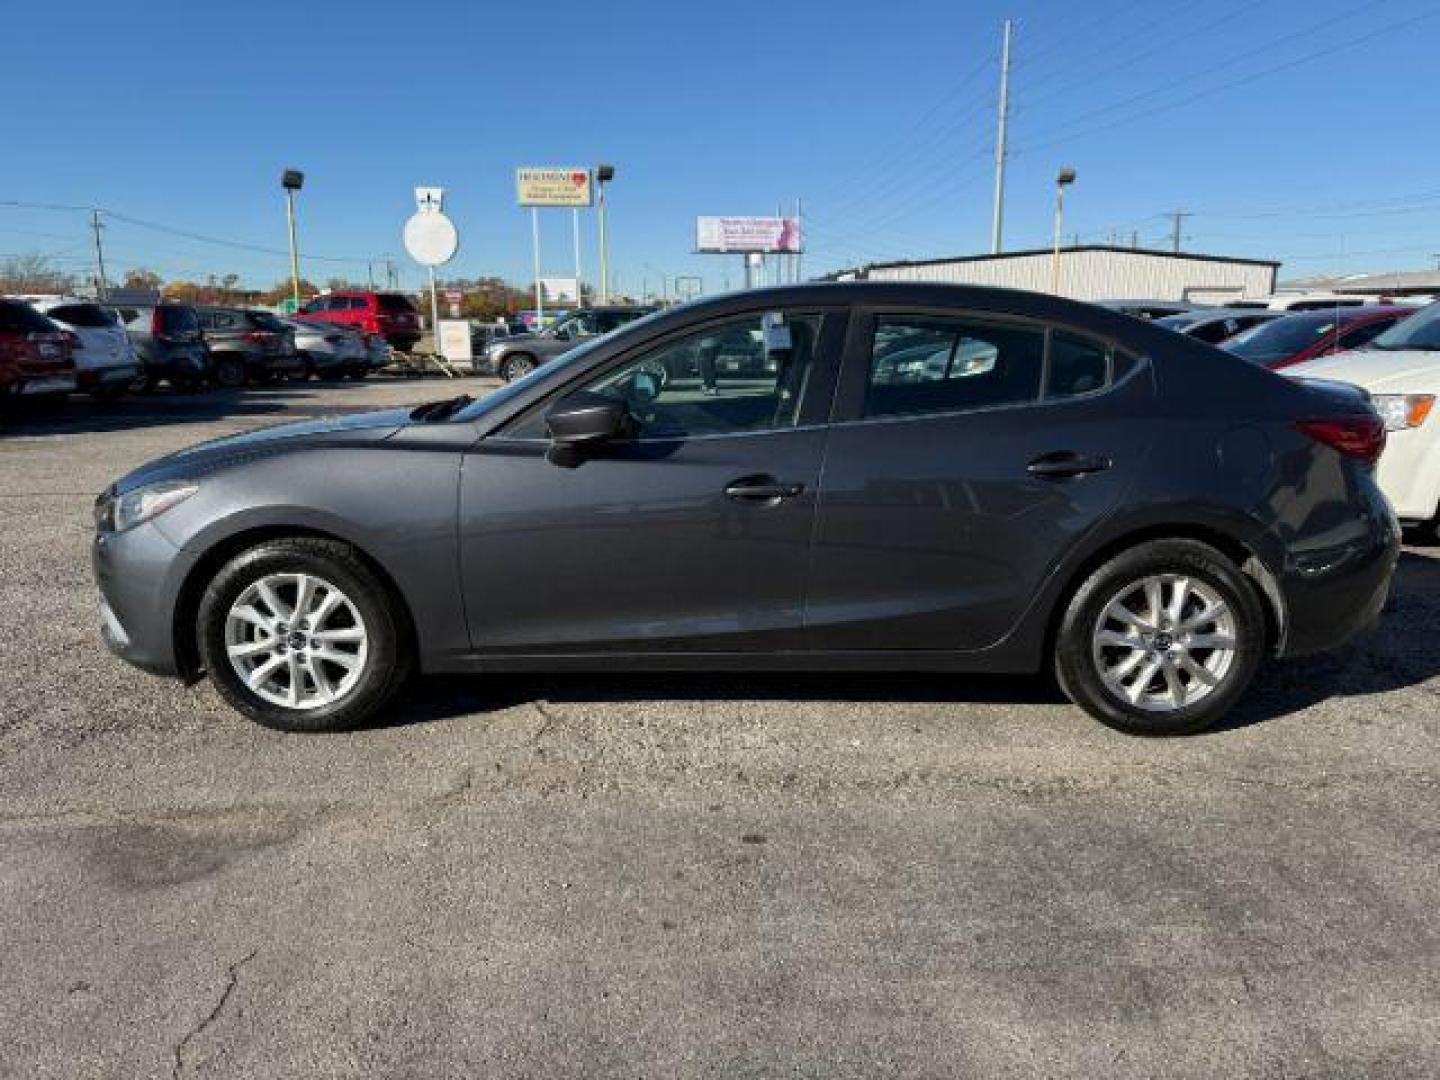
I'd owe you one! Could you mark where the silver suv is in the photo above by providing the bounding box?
[483,306,654,382]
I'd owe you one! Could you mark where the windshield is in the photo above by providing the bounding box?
[1225,314,1337,363]
[1371,303,1437,349]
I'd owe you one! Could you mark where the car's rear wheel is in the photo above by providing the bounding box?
[1054,539,1266,736]
[499,354,537,382]
[198,538,412,732]
[213,355,246,388]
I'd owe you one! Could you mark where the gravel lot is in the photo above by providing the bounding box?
[1,377,1437,1079]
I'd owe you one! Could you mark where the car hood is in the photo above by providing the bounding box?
[1285,348,1440,392]
[113,407,413,492]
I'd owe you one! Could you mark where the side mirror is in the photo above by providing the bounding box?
[546,391,633,448]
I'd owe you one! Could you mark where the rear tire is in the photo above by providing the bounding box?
[198,538,412,733]
[214,355,246,388]
[1054,539,1266,736]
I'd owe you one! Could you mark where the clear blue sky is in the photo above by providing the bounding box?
[4,0,1439,296]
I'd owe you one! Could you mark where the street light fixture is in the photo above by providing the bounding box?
[1050,166,1076,296]
[595,163,615,303]
[280,168,305,311]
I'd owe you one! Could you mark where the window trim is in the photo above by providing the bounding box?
[490,305,848,444]
[832,305,1145,426]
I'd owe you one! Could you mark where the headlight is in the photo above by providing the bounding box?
[1372,394,1435,432]
[97,480,199,532]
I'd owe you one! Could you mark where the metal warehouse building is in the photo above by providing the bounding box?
[843,245,1279,305]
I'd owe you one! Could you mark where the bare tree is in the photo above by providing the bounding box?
[0,253,77,294]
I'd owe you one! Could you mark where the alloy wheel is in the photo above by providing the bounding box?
[224,572,369,710]
[1090,573,1237,713]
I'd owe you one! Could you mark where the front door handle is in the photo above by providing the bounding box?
[724,475,806,502]
[1027,451,1112,479]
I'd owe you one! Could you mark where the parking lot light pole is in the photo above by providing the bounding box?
[281,169,305,310]
[595,164,614,303]
[1051,167,1076,296]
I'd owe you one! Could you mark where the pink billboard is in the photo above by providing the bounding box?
[695,216,803,254]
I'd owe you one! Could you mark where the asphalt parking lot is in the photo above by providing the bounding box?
[1,377,1437,1079]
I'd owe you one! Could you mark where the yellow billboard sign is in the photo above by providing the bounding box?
[516,167,593,207]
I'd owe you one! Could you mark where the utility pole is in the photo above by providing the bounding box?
[1166,210,1192,253]
[90,209,109,299]
[990,18,1014,254]
[796,197,804,283]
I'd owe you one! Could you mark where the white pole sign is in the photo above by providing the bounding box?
[402,187,460,363]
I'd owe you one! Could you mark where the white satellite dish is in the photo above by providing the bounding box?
[403,211,459,267]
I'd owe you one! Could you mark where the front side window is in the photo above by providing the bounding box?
[865,317,1044,418]
[509,311,823,440]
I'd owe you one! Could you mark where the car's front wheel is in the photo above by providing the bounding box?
[499,353,537,382]
[198,538,411,732]
[1054,539,1266,736]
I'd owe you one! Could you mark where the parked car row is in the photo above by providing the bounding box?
[1,294,398,405]
[1136,295,1440,540]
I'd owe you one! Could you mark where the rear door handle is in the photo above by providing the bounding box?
[1027,451,1112,479]
[724,476,806,502]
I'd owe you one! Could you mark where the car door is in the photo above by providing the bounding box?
[458,305,846,654]
[806,307,1157,652]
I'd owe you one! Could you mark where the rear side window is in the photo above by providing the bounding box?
[49,303,115,328]
[1339,318,1396,350]
[377,294,416,313]
[865,317,1044,419]
[1046,332,1109,399]
[0,300,57,334]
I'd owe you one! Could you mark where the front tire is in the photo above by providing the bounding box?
[499,353,537,382]
[198,538,412,732]
[1054,539,1266,736]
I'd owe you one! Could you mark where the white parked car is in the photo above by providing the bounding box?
[283,318,369,379]
[1228,293,1379,312]
[28,297,140,399]
[1286,302,1439,536]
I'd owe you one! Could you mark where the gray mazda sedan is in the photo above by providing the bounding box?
[92,283,1399,736]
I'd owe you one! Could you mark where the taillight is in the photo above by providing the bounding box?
[242,331,274,344]
[151,309,165,337]
[1296,416,1386,465]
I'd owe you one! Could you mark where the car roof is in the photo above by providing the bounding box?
[628,282,1187,350]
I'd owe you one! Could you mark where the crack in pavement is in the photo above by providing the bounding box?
[171,949,256,1079]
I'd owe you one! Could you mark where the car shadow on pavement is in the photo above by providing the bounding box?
[394,669,1069,730]
[387,549,1440,736]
